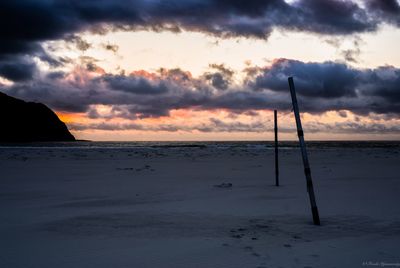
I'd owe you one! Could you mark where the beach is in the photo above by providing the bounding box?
[1,142,399,268]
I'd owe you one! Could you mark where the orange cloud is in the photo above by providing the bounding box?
[129,70,158,80]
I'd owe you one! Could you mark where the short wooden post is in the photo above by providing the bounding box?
[274,110,279,186]
[288,77,321,225]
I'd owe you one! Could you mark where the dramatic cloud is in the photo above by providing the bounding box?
[1,0,398,89]
[0,0,396,60]
[2,59,400,119]
[251,59,400,115]
[252,59,358,98]
[360,66,400,114]
[100,75,169,95]
[0,56,37,82]
[365,0,400,26]
[1,1,398,137]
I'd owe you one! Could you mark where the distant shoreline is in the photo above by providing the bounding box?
[1,140,400,149]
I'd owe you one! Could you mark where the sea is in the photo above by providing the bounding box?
[0,141,399,150]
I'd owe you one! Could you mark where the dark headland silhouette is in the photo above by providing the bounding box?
[0,92,75,142]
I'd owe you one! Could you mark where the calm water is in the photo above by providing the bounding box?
[1,141,399,150]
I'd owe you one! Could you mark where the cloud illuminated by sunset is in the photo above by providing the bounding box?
[1,0,400,140]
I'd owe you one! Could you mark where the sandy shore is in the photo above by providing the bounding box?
[0,143,399,267]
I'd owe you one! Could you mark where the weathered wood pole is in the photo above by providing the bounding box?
[274,110,279,186]
[288,77,321,225]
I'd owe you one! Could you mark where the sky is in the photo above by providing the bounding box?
[1,0,400,141]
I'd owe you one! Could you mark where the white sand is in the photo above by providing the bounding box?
[0,144,399,268]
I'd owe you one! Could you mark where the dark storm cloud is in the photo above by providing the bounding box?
[0,56,37,81]
[359,67,400,114]
[100,75,169,95]
[0,0,394,83]
[365,0,400,25]
[366,0,400,13]
[0,0,141,57]
[146,0,376,37]
[253,59,358,98]
[251,58,400,115]
[289,0,374,34]
[0,0,395,60]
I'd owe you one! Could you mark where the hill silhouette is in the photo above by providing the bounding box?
[0,92,75,142]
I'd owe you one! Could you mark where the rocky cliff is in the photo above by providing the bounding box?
[0,92,75,142]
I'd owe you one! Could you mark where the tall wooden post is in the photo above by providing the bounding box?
[274,110,279,186]
[288,77,320,225]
